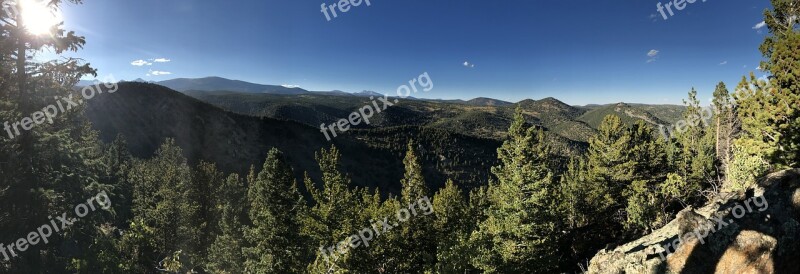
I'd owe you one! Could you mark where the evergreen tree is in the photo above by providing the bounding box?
[560,156,615,231]
[711,82,739,176]
[734,74,779,174]
[394,140,436,272]
[676,88,716,186]
[472,107,560,273]
[207,173,248,274]
[0,0,109,272]
[433,179,477,273]
[735,0,800,168]
[585,115,634,217]
[116,218,158,273]
[244,148,308,273]
[303,146,359,273]
[186,161,224,266]
[126,139,197,271]
[338,188,388,273]
[468,185,490,224]
[103,135,134,228]
[557,156,613,269]
[623,121,670,231]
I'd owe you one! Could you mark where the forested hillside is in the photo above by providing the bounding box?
[85,82,499,194]
[186,91,681,145]
[0,0,797,273]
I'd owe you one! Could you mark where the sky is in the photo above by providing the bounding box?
[43,0,774,105]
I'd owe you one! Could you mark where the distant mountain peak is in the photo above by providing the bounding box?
[157,76,309,95]
[539,97,570,106]
[353,90,384,97]
[466,97,513,106]
[515,97,584,120]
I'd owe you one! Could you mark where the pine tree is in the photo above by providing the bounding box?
[468,186,490,223]
[729,75,776,191]
[394,140,436,272]
[559,157,612,230]
[71,135,134,273]
[338,188,388,273]
[623,121,670,231]
[0,0,109,271]
[735,0,800,168]
[433,179,477,273]
[585,115,634,213]
[734,74,779,172]
[127,139,196,271]
[472,107,560,273]
[676,89,716,186]
[186,161,225,266]
[557,155,614,268]
[244,148,309,273]
[207,173,248,273]
[712,82,739,175]
[116,218,158,273]
[303,146,359,273]
[103,135,134,228]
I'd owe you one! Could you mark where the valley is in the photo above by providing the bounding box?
[82,79,686,195]
[3,0,793,272]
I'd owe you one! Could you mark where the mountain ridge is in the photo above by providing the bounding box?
[103,76,685,107]
[157,76,309,95]
[84,82,500,194]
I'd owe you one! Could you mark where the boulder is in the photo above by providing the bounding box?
[587,169,800,274]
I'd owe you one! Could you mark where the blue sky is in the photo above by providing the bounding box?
[48,0,772,105]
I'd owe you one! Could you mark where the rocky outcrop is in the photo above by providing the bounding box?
[587,169,800,274]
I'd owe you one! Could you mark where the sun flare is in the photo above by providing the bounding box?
[19,0,62,35]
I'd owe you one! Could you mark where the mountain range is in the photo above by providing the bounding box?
[157,77,309,95]
[81,78,686,195]
[84,82,501,194]
[80,76,681,110]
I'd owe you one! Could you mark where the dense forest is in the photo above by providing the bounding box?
[0,0,798,273]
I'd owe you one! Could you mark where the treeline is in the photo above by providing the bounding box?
[0,100,761,273]
[93,137,462,273]
[1,0,798,273]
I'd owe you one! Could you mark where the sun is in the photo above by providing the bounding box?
[19,0,63,35]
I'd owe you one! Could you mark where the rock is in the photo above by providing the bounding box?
[587,169,800,274]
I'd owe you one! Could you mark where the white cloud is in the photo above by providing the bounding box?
[646,49,660,63]
[149,70,172,76]
[132,58,170,66]
[131,59,152,66]
[753,21,767,30]
[463,61,475,68]
[719,61,728,65]
[281,84,300,88]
